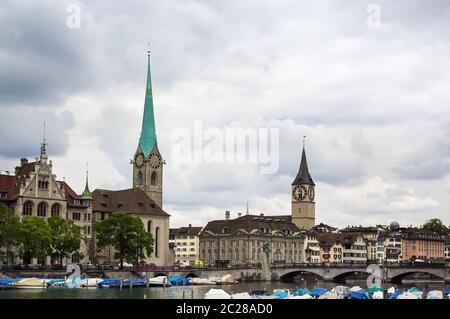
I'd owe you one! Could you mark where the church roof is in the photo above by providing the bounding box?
[292,146,315,186]
[92,188,169,217]
[0,161,36,201]
[138,52,157,157]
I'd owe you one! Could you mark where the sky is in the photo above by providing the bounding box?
[1,0,449,228]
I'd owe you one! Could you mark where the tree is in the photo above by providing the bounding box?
[421,218,449,236]
[17,216,52,265]
[47,216,82,267]
[0,204,21,264]
[94,213,154,269]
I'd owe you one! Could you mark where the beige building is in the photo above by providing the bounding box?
[316,233,343,264]
[169,225,202,265]
[199,213,305,266]
[0,144,92,265]
[303,232,321,263]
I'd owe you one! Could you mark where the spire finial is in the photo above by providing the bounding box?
[82,162,92,200]
[40,121,48,156]
[302,135,306,149]
[246,200,249,215]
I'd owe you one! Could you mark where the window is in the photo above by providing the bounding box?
[151,172,157,186]
[72,212,81,221]
[137,170,143,186]
[155,227,160,257]
[71,253,80,263]
[147,220,152,233]
[23,201,33,216]
[51,203,60,217]
[37,202,47,217]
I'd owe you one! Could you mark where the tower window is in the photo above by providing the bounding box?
[155,226,160,257]
[151,172,157,186]
[137,171,143,186]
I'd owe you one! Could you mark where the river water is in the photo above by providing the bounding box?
[0,280,447,299]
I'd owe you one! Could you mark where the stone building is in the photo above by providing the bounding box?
[90,52,171,267]
[399,228,445,262]
[169,225,202,265]
[0,143,92,265]
[199,213,305,266]
[291,144,316,230]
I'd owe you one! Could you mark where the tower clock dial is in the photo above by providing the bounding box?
[293,186,301,201]
[308,186,315,201]
[135,153,144,169]
[149,152,162,169]
[300,185,307,200]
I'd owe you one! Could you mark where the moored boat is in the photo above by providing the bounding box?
[15,278,47,289]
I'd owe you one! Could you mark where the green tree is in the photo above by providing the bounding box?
[0,204,21,264]
[47,216,82,267]
[18,216,52,265]
[421,218,449,236]
[94,213,153,269]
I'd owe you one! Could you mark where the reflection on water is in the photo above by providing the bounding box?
[0,280,447,299]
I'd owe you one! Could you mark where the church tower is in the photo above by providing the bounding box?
[291,141,315,230]
[132,51,163,208]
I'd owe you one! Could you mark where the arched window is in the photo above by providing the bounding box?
[151,171,157,186]
[155,226,160,257]
[71,253,80,263]
[137,171,143,186]
[23,201,33,216]
[51,203,60,217]
[147,220,152,234]
[37,202,47,217]
[45,181,49,189]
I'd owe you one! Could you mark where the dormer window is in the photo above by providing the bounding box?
[38,180,49,189]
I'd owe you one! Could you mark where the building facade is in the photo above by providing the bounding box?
[169,225,202,265]
[0,144,92,265]
[400,228,445,262]
[199,213,305,266]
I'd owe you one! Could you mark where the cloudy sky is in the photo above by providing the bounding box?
[1,0,449,228]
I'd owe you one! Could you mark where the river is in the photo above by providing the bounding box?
[0,280,447,299]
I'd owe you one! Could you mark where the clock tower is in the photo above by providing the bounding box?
[132,51,163,208]
[291,142,315,230]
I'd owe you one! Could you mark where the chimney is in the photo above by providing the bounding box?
[238,213,242,217]
[260,213,264,217]
[225,211,230,220]
[20,158,28,166]
[189,224,192,227]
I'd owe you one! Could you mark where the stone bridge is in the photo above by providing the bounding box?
[139,264,450,283]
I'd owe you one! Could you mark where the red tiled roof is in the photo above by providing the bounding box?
[0,162,36,201]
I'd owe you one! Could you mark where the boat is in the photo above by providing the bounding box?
[204,288,231,299]
[318,291,338,299]
[350,290,370,300]
[98,279,121,288]
[231,292,252,299]
[249,289,270,297]
[289,294,313,299]
[169,276,184,286]
[190,278,215,285]
[271,289,290,299]
[372,291,384,299]
[426,290,443,299]
[0,278,20,288]
[46,279,66,287]
[310,287,328,299]
[79,278,104,288]
[15,278,47,289]
[331,286,349,299]
[407,287,423,299]
[293,288,310,296]
[388,289,403,299]
[220,274,238,284]
[397,292,419,299]
[148,276,171,287]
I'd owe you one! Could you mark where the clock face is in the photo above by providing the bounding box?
[135,153,144,169]
[293,186,301,201]
[308,186,315,201]
[149,152,161,169]
[300,185,307,200]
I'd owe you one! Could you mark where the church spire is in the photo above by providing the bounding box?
[292,138,315,186]
[139,50,157,157]
[81,163,92,200]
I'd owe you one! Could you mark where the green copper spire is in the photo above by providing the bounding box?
[139,50,157,157]
[81,164,92,200]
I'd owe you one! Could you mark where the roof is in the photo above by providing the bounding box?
[316,233,362,247]
[0,161,36,201]
[139,53,157,157]
[200,214,302,236]
[292,146,315,185]
[170,226,203,237]
[92,188,169,217]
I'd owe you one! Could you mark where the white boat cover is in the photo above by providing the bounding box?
[349,286,363,292]
[397,292,419,299]
[231,292,252,299]
[387,287,396,294]
[332,286,349,299]
[192,278,215,285]
[289,294,313,299]
[372,291,384,299]
[204,288,231,299]
[221,274,238,284]
[15,278,46,288]
[318,292,338,299]
[426,290,443,299]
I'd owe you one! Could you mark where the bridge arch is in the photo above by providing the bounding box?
[389,270,445,284]
[332,270,371,283]
[185,272,199,278]
[279,269,325,281]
